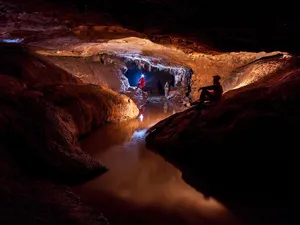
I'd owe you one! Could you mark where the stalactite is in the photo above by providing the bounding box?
[121,66,128,74]
[138,61,142,69]
[124,58,130,64]
[134,59,139,68]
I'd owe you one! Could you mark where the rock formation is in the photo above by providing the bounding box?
[146,56,297,225]
[0,1,295,225]
[0,43,138,225]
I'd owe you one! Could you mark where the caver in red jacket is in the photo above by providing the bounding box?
[138,75,146,89]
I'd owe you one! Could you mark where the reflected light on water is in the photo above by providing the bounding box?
[1,38,24,43]
[74,103,240,225]
[139,114,144,122]
[131,129,147,140]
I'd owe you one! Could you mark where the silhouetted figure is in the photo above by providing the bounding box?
[182,92,193,107]
[157,80,163,95]
[198,75,223,104]
[164,81,170,98]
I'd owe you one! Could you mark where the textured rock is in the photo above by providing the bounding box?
[41,84,138,136]
[2,0,300,55]
[222,53,292,91]
[34,37,288,104]
[0,43,139,225]
[2,0,288,103]
[146,57,300,157]
[43,55,131,92]
[76,0,300,54]
[145,57,298,225]
[124,87,148,109]
[0,154,109,225]
[0,1,296,225]
[188,51,287,99]
[0,44,139,176]
[0,78,110,225]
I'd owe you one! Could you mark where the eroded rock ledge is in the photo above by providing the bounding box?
[0,1,295,225]
[0,43,138,225]
[145,56,296,225]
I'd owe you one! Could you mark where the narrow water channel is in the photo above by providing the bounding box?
[73,102,240,225]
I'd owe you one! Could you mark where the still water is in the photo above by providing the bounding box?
[73,103,240,225]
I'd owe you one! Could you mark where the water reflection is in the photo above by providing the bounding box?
[163,101,168,114]
[74,103,240,225]
[139,113,144,122]
[1,38,24,43]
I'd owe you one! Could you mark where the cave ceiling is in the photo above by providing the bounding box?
[1,0,293,94]
[44,0,300,54]
[2,0,300,54]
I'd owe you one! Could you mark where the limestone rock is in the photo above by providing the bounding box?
[0,43,139,225]
[145,57,298,225]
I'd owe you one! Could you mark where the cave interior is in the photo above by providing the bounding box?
[123,58,190,96]
[0,1,294,225]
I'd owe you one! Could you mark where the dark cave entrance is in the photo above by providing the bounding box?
[124,59,192,96]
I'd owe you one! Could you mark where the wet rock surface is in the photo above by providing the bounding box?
[74,103,240,225]
[34,0,300,54]
[124,87,148,109]
[146,58,297,225]
[1,0,290,99]
[0,1,296,225]
[0,43,139,225]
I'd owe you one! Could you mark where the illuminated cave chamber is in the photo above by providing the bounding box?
[122,56,192,96]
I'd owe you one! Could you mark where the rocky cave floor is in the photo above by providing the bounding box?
[0,1,294,225]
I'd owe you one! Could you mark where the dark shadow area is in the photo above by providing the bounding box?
[145,59,298,225]
[44,0,300,54]
[0,43,112,225]
[74,103,240,225]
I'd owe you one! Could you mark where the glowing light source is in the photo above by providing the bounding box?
[131,129,147,140]
[1,38,24,43]
[139,114,144,122]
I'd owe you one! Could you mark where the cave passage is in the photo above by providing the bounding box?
[124,59,191,96]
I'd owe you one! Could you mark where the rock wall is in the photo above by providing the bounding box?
[145,57,298,225]
[0,43,139,225]
[44,54,130,92]
[187,51,286,100]
[222,53,291,91]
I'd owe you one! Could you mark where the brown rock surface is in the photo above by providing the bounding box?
[43,55,130,92]
[0,1,296,224]
[145,56,297,225]
[0,43,139,225]
[1,0,290,100]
